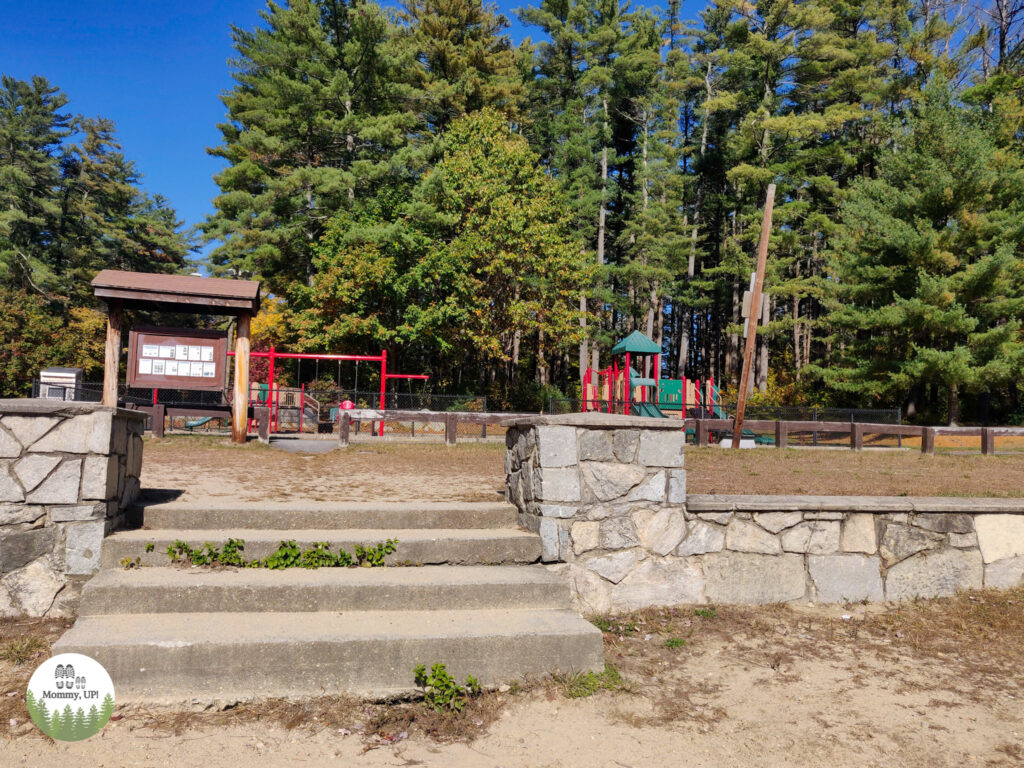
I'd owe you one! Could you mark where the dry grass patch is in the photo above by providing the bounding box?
[686,447,1024,496]
[129,689,512,747]
[0,617,74,738]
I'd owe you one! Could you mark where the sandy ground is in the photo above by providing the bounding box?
[6,439,1015,765]
[3,595,1023,767]
[140,435,1024,501]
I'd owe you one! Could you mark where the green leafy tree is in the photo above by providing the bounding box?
[417,108,592,390]
[0,288,63,396]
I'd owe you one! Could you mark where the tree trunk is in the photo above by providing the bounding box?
[727,280,740,386]
[947,382,960,426]
[793,295,802,380]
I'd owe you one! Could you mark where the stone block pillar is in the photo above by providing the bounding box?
[0,400,146,616]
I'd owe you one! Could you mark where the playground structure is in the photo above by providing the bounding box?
[235,348,429,437]
[582,330,726,420]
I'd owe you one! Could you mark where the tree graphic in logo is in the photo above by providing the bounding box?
[26,654,115,741]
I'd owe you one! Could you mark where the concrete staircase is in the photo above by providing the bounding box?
[53,499,603,703]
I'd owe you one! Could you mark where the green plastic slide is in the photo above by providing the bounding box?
[631,402,668,419]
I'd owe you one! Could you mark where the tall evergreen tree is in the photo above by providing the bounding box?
[820,81,1024,422]
[0,75,70,295]
[205,0,360,289]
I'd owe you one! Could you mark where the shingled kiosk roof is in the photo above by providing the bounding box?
[91,269,261,315]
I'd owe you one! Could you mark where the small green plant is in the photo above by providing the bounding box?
[120,556,141,570]
[300,542,339,569]
[163,538,397,569]
[144,542,155,553]
[557,664,624,699]
[354,538,398,567]
[414,663,480,712]
[695,607,717,619]
[664,637,687,649]
[166,540,193,564]
[219,538,245,567]
[263,540,302,569]
[188,543,222,566]
[1,635,46,665]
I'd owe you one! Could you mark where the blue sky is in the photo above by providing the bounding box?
[3,1,698,263]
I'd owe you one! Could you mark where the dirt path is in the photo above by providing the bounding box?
[4,594,1022,767]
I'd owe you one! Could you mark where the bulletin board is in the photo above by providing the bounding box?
[126,327,229,391]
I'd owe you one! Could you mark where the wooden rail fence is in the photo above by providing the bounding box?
[130,403,1024,454]
[340,409,535,446]
[682,418,1024,455]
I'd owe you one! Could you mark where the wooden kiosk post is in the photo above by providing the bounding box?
[102,300,123,407]
[231,313,251,444]
[92,270,261,440]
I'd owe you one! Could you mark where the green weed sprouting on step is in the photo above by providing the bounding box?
[144,542,154,553]
[120,556,141,570]
[354,538,398,567]
[414,663,481,713]
[219,538,246,567]
[299,542,340,569]
[162,538,398,569]
[166,540,193,564]
[262,540,302,569]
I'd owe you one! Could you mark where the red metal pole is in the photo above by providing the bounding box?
[378,349,387,437]
[268,345,276,434]
[152,388,158,406]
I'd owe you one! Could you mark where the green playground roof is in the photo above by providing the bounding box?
[612,330,661,355]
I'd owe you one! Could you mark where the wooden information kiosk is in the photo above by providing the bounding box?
[91,270,261,443]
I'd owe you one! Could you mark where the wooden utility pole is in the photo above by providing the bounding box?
[101,300,123,407]
[231,312,251,444]
[732,183,776,448]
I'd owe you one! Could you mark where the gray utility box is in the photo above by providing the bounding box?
[39,367,84,400]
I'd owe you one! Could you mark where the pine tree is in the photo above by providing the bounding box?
[58,704,75,740]
[71,706,87,740]
[819,80,1024,422]
[519,0,601,379]
[397,0,524,134]
[0,75,71,295]
[46,705,60,739]
[85,704,100,737]
[99,693,114,727]
[205,0,357,289]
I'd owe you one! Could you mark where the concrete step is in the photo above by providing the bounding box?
[102,528,541,568]
[130,501,517,531]
[78,566,569,615]
[53,609,605,702]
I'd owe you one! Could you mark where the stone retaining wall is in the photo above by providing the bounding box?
[504,414,1024,614]
[0,400,145,616]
